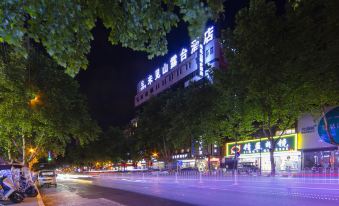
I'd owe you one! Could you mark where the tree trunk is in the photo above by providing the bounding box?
[22,135,26,165]
[269,139,275,176]
[8,142,12,163]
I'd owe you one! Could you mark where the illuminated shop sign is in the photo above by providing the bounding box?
[137,26,214,92]
[225,134,297,157]
[172,153,189,160]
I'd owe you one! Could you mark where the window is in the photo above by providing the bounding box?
[150,88,153,93]
[176,70,179,76]
[141,95,143,99]
[206,49,210,57]
[145,92,148,96]
[179,68,182,75]
[136,97,139,102]
[188,62,191,69]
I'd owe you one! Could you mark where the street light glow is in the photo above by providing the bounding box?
[152,152,158,157]
[29,94,41,107]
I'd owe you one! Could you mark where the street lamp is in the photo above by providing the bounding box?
[29,94,41,107]
[152,152,158,158]
[29,148,35,153]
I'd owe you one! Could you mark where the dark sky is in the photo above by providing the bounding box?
[76,0,249,130]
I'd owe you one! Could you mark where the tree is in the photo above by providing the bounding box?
[222,0,308,175]
[0,46,100,165]
[135,91,175,163]
[212,68,256,146]
[0,0,223,76]
[286,0,339,145]
[60,126,130,167]
[134,83,219,165]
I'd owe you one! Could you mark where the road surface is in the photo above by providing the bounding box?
[40,174,339,206]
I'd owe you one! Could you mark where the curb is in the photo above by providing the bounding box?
[35,184,45,206]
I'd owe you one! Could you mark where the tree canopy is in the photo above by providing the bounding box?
[0,0,223,76]
[134,82,219,162]
[218,0,339,174]
[0,46,100,164]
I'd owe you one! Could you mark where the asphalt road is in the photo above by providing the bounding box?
[40,178,192,206]
[40,174,339,206]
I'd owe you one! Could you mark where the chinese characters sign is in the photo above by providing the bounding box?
[137,26,215,92]
[225,134,297,157]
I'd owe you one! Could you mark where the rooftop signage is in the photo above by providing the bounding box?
[137,26,215,92]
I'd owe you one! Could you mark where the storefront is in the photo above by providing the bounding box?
[208,157,220,170]
[225,134,301,172]
[172,152,195,169]
[298,107,339,170]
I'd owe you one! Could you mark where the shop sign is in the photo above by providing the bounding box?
[172,153,189,160]
[301,125,316,134]
[225,134,297,157]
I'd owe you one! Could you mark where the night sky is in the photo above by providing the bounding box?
[76,0,249,130]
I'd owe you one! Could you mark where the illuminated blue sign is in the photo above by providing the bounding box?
[203,26,214,45]
[318,107,339,145]
[137,26,215,92]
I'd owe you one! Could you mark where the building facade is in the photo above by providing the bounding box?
[225,133,301,172]
[297,106,339,170]
[223,106,339,173]
[134,26,226,107]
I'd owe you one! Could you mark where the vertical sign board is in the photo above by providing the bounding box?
[225,134,297,157]
[199,43,204,76]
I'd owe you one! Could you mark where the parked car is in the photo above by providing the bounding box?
[149,169,169,176]
[238,162,259,174]
[38,170,57,188]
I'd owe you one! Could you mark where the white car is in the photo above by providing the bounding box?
[150,169,169,176]
[38,170,57,187]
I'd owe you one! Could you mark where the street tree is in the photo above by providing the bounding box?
[222,0,307,175]
[0,0,223,76]
[286,0,339,145]
[60,126,130,167]
[0,47,100,165]
[136,91,175,163]
[212,68,256,147]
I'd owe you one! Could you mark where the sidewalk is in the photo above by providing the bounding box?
[0,190,44,206]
